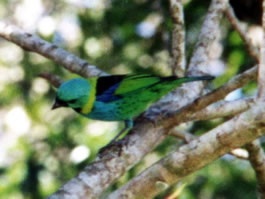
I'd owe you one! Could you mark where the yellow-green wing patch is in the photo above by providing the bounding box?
[114,74,161,95]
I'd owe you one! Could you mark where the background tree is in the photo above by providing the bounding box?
[0,0,265,198]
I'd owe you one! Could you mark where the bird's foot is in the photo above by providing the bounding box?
[98,121,132,157]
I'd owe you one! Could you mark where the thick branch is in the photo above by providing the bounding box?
[0,22,106,77]
[107,101,265,199]
[169,0,186,77]
[188,0,228,75]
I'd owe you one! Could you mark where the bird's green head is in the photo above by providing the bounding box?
[52,78,92,111]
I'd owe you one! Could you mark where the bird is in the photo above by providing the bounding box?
[52,74,214,149]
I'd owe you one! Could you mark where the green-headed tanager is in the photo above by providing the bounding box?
[52,74,214,147]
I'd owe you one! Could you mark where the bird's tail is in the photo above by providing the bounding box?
[152,75,214,94]
[158,76,214,89]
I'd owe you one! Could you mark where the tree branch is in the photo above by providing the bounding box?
[190,97,255,121]
[170,129,196,143]
[107,101,265,199]
[187,0,228,75]
[170,129,249,159]
[0,21,106,78]
[169,0,186,77]
[39,73,63,88]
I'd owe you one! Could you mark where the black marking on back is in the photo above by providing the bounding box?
[96,75,126,96]
[95,75,179,100]
[74,107,81,113]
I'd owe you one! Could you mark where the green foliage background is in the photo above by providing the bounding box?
[0,0,259,198]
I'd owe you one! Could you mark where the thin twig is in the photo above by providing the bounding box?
[169,0,186,77]
[225,4,260,61]
[38,73,64,88]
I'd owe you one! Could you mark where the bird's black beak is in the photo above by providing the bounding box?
[52,98,66,110]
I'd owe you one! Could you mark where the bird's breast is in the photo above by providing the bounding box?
[83,101,123,121]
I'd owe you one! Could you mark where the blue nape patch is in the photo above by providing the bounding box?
[57,78,90,101]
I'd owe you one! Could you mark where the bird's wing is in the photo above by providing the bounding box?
[113,74,162,95]
[96,74,163,102]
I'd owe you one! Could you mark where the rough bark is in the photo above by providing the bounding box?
[169,0,186,77]
[108,101,265,199]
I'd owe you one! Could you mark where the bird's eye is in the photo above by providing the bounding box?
[68,99,77,104]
